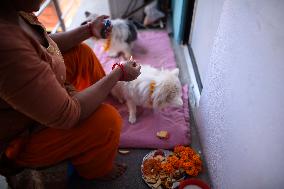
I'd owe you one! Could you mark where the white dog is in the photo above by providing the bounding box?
[83,11,137,59]
[111,65,183,124]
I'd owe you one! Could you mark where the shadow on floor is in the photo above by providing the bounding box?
[68,149,151,189]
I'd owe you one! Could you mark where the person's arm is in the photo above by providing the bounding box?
[50,15,110,53]
[50,24,91,53]
[74,61,141,121]
[74,67,121,120]
[76,67,123,121]
[1,27,140,129]
[0,30,80,129]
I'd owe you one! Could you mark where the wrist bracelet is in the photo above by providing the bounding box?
[112,63,125,81]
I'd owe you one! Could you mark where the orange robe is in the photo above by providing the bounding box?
[5,44,122,179]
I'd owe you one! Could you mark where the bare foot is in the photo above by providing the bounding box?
[96,163,127,180]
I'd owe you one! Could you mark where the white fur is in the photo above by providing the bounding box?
[84,12,136,59]
[111,65,183,124]
[107,19,134,59]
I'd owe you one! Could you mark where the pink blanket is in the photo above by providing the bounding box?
[92,30,190,149]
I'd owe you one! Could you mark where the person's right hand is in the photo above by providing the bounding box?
[89,15,112,39]
[121,60,141,81]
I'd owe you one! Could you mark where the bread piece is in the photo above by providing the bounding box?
[156,131,169,139]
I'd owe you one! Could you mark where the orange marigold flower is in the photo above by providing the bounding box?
[172,145,203,177]
[192,169,199,177]
[167,156,179,169]
[187,150,194,156]
[179,156,187,162]
[196,165,202,172]
[182,161,193,169]
[185,168,195,176]
[192,154,201,162]
[174,145,186,153]
[195,158,202,165]
[103,37,111,51]
[161,162,175,174]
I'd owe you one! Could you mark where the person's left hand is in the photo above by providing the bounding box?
[89,15,112,39]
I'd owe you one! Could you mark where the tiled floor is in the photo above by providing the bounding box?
[171,39,211,187]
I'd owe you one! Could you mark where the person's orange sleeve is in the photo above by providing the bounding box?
[0,25,81,129]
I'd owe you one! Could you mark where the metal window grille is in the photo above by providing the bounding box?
[35,0,66,34]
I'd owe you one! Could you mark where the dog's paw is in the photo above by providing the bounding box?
[128,116,136,124]
[123,52,132,60]
[118,99,124,104]
[108,52,118,58]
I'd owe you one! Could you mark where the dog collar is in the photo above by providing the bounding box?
[103,36,111,51]
[149,81,156,106]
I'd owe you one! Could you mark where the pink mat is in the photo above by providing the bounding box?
[92,30,190,149]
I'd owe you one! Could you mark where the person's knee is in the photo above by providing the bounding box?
[89,104,122,145]
[75,104,122,146]
[82,103,122,135]
[78,43,94,56]
[96,104,122,131]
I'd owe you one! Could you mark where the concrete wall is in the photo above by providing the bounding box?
[196,0,284,188]
[190,0,225,83]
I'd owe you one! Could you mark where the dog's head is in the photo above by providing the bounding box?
[152,68,183,109]
[82,11,137,42]
[81,11,98,25]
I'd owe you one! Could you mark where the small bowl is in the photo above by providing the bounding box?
[179,178,210,189]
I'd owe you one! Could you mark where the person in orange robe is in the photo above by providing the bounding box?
[0,0,141,182]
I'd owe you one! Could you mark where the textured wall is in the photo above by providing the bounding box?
[196,0,284,188]
[191,0,225,83]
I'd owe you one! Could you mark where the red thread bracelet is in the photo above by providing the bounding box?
[112,63,125,81]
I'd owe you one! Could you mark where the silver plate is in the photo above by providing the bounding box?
[141,150,183,189]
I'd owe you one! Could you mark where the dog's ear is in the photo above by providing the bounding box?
[154,93,167,108]
[171,68,179,77]
[81,20,90,25]
[153,83,172,108]
[173,96,183,107]
[81,11,92,25]
[85,11,91,18]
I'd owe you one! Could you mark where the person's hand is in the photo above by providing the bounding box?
[89,15,112,39]
[120,59,141,82]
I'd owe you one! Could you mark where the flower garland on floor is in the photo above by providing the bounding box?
[161,145,202,176]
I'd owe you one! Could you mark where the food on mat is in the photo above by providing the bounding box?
[118,149,130,154]
[141,146,203,189]
[156,130,169,139]
[154,149,165,157]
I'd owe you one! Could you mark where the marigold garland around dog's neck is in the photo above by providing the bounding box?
[103,36,111,51]
[149,81,156,106]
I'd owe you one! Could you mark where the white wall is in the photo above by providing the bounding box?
[196,0,284,188]
[108,0,144,22]
[190,0,225,84]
